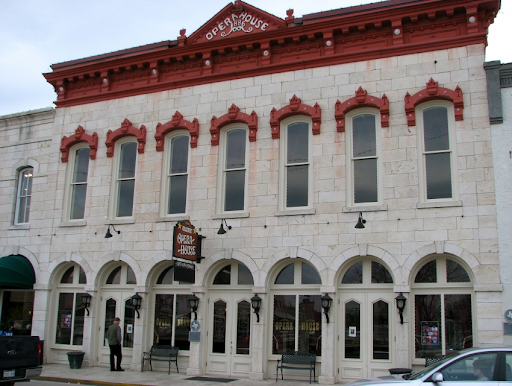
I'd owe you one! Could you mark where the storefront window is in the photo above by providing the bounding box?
[153,294,191,350]
[0,291,34,335]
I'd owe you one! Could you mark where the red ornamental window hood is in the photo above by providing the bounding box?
[60,125,98,163]
[105,119,147,157]
[334,87,389,132]
[404,78,464,126]
[269,95,321,139]
[210,104,258,146]
[155,111,200,151]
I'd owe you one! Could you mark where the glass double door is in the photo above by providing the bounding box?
[339,292,395,381]
[97,291,136,367]
[207,292,252,377]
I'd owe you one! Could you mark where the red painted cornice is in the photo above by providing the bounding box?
[210,104,258,145]
[60,125,98,162]
[105,119,147,157]
[43,0,499,108]
[155,112,200,151]
[269,95,321,139]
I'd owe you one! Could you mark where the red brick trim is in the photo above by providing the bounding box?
[404,78,464,126]
[60,125,98,163]
[155,111,199,151]
[210,104,258,146]
[334,87,389,132]
[105,119,147,157]
[269,95,321,139]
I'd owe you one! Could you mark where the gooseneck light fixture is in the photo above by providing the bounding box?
[82,293,92,316]
[217,219,232,235]
[321,293,333,323]
[251,294,262,322]
[355,212,366,229]
[131,292,142,318]
[188,294,199,321]
[395,292,407,324]
[105,224,121,238]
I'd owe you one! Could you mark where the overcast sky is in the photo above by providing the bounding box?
[0,0,510,117]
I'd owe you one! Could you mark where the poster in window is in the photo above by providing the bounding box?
[349,326,357,337]
[61,313,72,328]
[421,321,439,345]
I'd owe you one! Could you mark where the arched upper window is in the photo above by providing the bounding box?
[212,263,254,286]
[64,145,90,221]
[106,265,136,285]
[340,260,393,285]
[15,167,33,225]
[113,139,137,218]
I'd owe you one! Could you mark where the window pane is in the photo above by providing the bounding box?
[157,266,174,285]
[213,300,227,353]
[423,107,449,152]
[446,259,470,283]
[170,136,189,174]
[226,129,246,169]
[78,266,86,284]
[415,295,441,358]
[16,197,30,224]
[354,159,378,203]
[442,353,496,381]
[373,301,389,360]
[123,299,135,348]
[298,295,321,355]
[426,153,452,199]
[70,184,87,220]
[224,170,245,211]
[175,295,191,351]
[301,263,321,284]
[342,262,363,284]
[445,294,472,351]
[154,294,174,345]
[117,179,135,217]
[238,264,254,285]
[118,142,137,179]
[345,301,361,359]
[56,293,74,345]
[504,353,512,381]
[415,260,437,283]
[106,266,121,284]
[73,148,90,183]
[287,165,308,207]
[213,264,231,285]
[16,168,33,224]
[273,295,295,354]
[0,291,33,336]
[371,261,393,284]
[168,175,187,214]
[73,294,85,345]
[236,301,251,355]
[103,299,116,346]
[287,122,309,164]
[353,114,376,157]
[61,267,74,284]
[126,266,136,285]
[275,264,294,285]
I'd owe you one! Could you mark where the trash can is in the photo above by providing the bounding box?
[67,351,85,369]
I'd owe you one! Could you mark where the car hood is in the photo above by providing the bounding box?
[345,375,420,386]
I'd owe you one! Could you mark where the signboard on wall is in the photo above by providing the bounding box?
[172,221,205,263]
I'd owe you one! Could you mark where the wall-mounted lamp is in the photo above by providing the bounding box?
[188,294,199,321]
[355,212,366,229]
[82,293,92,316]
[251,294,262,322]
[395,292,407,324]
[131,292,142,318]
[321,293,333,323]
[217,219,232,235]
[105,224,121,238]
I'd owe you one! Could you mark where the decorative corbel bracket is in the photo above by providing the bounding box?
[269,95,321,139]
[60,125,98,162]
[105,118,147,157]
[155,111,199,151]
[210,104,258,145]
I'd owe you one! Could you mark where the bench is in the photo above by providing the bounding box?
[141,345,179,374]
[276,351,316,383]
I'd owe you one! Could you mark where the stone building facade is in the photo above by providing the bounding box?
[0,0,504,383]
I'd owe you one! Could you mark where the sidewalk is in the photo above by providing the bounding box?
[36,364,307,386]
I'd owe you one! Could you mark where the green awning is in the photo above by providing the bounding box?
[0,255,35,289]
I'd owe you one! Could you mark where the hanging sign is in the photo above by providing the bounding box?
[173,220,206,263]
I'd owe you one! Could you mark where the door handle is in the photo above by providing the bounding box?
[230,342,232,354]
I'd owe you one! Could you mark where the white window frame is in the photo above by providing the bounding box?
[159,130,190,220]
[215,124,249,216]
[345,108,383,209]
[416,100,460,206]
[277,116,314,215]
[109,137,137,221]
[62,143,90,224]
[14,167,34,225]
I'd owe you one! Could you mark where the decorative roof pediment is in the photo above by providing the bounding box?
[186,0,287,45]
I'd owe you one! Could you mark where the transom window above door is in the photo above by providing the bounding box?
[340,260,393,285]
[212,262,254,286]
[106,265,137,285]
[274,262,321,285]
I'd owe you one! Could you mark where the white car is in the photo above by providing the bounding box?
[346,348,512,385]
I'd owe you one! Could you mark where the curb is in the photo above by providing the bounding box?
[34,376,154,386]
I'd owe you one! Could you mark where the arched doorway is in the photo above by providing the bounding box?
[337,258,395,381]
[206,261,254,377]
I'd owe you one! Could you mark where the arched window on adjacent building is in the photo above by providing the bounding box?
[412,256,473,360]
[15,167,33,225]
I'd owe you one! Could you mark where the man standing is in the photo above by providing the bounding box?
[108,317,124,371]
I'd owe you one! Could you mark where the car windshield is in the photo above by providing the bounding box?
[407,354,457,380]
